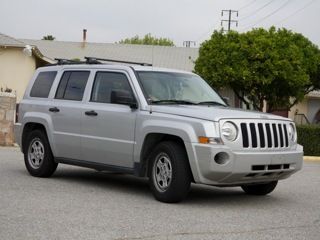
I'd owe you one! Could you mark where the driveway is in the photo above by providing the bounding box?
[0,147,319,240]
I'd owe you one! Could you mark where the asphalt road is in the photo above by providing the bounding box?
[0,146,320,240]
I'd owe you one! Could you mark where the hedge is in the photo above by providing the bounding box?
[296,125,320,156]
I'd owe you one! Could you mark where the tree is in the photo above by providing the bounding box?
[194,27,320,112]
[42,35,55,41]
[118,33,174,46]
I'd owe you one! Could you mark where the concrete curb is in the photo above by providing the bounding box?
[304,156,320,162]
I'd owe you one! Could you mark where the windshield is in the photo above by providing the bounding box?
[137,71,226,106]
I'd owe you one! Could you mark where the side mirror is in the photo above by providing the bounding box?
[111,90,138,109]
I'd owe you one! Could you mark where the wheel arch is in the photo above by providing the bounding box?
[137,132,195,182]
[21,112,55,154]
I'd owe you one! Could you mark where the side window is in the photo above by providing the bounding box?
[30,71,57,98]
[90,72,133,103]
[55,71,90,101]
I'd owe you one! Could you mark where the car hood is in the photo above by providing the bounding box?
[150,105,289,122]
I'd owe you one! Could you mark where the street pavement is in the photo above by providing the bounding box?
[0,146,319,240]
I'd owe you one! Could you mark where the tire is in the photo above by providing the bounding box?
[241,181,278,196]
[24,129,58,177]
[148,141,192,203]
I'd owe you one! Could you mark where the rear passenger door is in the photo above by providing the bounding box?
[49,70,90,160]
[81,71,137,168]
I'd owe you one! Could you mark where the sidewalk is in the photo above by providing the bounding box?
[304,156,320,162]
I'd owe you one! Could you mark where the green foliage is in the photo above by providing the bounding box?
[194,27,320,112]
[296,125,320,156]
[42,35,55,41]
[118,33,174,46]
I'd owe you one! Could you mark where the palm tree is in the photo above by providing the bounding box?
[42,35,55,41]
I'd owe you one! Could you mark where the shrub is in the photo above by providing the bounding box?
[296,125,320,156]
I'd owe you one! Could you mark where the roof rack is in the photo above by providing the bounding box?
[48,57,152,66]
[54,58,87,65]
[84,57,152,66]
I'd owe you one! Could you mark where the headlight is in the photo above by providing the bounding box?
[221,122,238,141]
[288,123,296,142]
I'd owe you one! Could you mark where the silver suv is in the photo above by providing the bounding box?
[15,58,303,203]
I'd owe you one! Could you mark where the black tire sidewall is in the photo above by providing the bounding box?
[148,141,191,203]
[241,181,278,195]
[24,130,57,177]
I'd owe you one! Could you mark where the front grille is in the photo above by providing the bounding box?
[251,164,290,171]
[240,122,289,149]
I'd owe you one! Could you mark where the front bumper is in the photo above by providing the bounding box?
[188,143,303,186]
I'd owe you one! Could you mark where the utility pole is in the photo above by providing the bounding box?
[221,10,238,31]
[183,41,196,48]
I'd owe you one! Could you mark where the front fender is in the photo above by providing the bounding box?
[133,118,202,181]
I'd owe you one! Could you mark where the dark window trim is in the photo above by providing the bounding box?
[55,70,90,101]
[130,67,150,104]
[89,71,137,104]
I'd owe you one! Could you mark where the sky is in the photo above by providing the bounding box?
[0,0,319,47]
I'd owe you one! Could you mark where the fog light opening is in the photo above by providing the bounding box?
[214,152,229,165]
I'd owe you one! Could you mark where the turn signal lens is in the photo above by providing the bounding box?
[198,136,210,144]
[198,136,223,144]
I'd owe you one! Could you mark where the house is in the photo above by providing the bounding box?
[0,33,52,102]
[289,91,320,124]
[0,32,319,123]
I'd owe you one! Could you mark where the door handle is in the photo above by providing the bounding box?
[85,110,98,116]
[49,107,60,113]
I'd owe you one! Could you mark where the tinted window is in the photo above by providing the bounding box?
[91,72,132,103]
[30,71,57,98]
[55,71,89,101]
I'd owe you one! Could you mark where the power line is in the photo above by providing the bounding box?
[221,10,239,31]
[194,0,262,44]
[274,0,317,25]
[239,0,258,11]
[194,0,257,44]
[241,0,292,30]
[239,0,275,21]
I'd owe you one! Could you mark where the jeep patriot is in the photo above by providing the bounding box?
[14,58,303,203]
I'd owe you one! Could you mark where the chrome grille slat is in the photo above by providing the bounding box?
[240,121,290,149]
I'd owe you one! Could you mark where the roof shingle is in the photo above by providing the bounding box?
[0,33,25,47]
[21,39,199,71]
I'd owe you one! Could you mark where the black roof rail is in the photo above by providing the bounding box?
[84,57,152,66]
[46,57,152,67]
[54,58,86,65]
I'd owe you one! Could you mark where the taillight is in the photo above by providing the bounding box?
[15,103,19,123]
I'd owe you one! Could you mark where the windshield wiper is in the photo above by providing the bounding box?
[150,99,196,105]
[197,101,227,107]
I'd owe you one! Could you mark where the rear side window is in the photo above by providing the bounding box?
[55,71,90,101]
[30,71,57,98]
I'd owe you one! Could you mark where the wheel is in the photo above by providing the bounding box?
[24,129,58,177]
[148,141,192,203]
[241,181,278,195]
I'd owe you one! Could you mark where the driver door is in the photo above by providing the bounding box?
[81,71,137,168]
